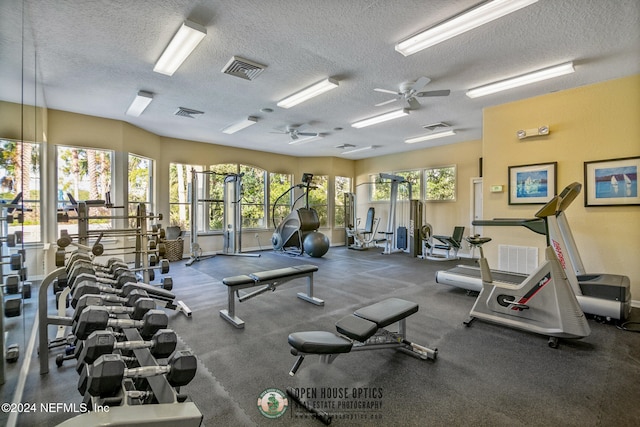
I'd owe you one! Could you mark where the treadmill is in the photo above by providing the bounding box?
[436,182,632,321]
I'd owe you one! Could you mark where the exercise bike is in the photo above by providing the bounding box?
[463,192,591,348]
[271,173,329,257]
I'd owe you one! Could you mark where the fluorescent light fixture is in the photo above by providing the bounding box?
[466,62,575,98]
[288,134,324,145]
[351,108,410,129]
[395,0,538,56]
[277,78,339,109]
[125,91,153,117]
[221,116,258,134]
[342,145,375,154]
[405,129,456,144]
[154,20,207,76]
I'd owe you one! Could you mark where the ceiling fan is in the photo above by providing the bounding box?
[374,76,450,109]
[270,125,320,141]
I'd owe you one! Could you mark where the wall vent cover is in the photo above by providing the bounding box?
[221,56,266,81]
[175,107,204,118]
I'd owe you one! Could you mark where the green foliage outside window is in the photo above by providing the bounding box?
[334,176,351,227]
[425,166,456,201]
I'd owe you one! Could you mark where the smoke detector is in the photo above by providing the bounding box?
[221,56,267,81]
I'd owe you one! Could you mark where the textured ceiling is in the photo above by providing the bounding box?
[2,0,639,159]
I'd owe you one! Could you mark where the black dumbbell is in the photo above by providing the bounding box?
[73,306,168,340]
[72,293,155,322]
[68,264,134,289]
[70,281,150,309]
[77,329,177,365]
[78,350,196,397]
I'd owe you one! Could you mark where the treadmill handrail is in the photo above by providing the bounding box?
[472,218,547,235]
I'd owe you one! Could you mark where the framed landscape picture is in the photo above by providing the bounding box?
[508,162,557,205]
[584,156,639,206]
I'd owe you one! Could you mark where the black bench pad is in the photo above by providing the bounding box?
[223,264,318,286]
[336,315,378,342]
[288,331,353,354]
[354,298,418,329]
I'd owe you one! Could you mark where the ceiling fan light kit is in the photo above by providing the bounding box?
[395,0,539,56]
[222,116,258,134]
[405,129,456,144]
[466,61,575,98]
[125,91,153,117]
[277,77,339,108]
[351,108,410,128]
[154,20,207,76]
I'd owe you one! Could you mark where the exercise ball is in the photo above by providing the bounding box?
[303,232,330,258]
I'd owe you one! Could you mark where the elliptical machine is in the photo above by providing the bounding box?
[271,173,329,257]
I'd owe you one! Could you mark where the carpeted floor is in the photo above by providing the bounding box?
[5,246,640,426]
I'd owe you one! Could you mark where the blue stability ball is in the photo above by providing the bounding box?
[303,232,330,258]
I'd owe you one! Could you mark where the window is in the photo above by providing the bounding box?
[334,176,351,228]
[207,164,236,230]
[369,174,390,201]
[0,139,41,243]
[128,154,153,228]
[395,170,421,200]
[57,146,113,234]
[269,173,292,229]
[425,165,456,201]
[308,175,328,227]
[169,163,199,230]
[239,165,265,229]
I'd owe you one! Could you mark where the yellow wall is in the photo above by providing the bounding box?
[482,74,640,300]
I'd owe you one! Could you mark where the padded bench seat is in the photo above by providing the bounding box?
[220,264,322,328]
[354,298,418,328]
[222,264,318,286]
[288,331,353,354]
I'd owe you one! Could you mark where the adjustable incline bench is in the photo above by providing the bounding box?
[220,264,322,328]
[287,298,437,376]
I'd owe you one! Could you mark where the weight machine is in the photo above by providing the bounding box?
[187,170,258,266]
[271,173,328,256]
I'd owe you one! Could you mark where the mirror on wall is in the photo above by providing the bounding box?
[0,0,47,389]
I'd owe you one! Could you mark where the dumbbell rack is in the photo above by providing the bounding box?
[37,269,202,426]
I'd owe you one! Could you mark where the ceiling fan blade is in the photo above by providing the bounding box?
[298,132,318,137]
[407,97,421,110]
[374,88,400,95]
[416,89,451,97]
[411,76,431,92]
[375,98,398,107]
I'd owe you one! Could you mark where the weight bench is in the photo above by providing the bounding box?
[220,264,322,328]
[428,226,465,261]
[287,298,437,375]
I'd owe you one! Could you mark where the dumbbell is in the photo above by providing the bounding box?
[70,281,151,309]
[78,350,196,397]
[57,231,104,256]
[77,329,177,365]
[68,267,137,291]
[0,231,22,247]
[73,305,168,340]
[0,253,23,270]
[72,293,155,322]
[66,253,126,275]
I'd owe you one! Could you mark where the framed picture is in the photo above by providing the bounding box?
[584,156,640,206]
[508,162,557,205]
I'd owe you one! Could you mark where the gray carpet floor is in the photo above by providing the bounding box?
[4,246,640,426]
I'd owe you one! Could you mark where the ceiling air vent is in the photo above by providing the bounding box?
[221,56,266,81]
[175,107,204,118]
[422,122,450,131]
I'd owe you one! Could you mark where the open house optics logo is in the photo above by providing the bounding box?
[257,388,289,419]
